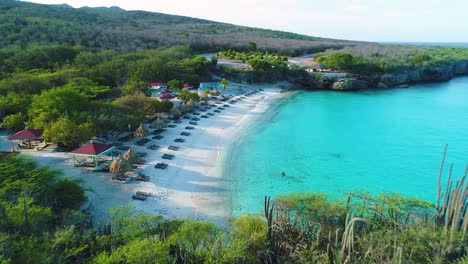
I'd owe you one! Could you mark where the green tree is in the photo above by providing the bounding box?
[220,79,230,93]
[1,113,26,131]
[167,79,184,92]
[317,52,355,70]
[43,118,93,150]
[177,89,199,102]
[122,80,150,95]
[29,88,90,129]
[52,179,86,211]
[63,77,112,99]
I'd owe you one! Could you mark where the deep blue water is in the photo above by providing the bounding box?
[226,77,468,215]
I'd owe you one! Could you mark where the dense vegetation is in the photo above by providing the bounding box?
[0,44,214,149]
[0,0,359,55]
[0,153,467,263]
[315,45,468,74]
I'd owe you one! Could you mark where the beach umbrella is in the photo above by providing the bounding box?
[134,124,149,138]
[123,147,144,164]
[109,155,132,174]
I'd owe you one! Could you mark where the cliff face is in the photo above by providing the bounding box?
[304,60,468,90]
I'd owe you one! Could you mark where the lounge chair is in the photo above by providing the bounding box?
[147,145,160,150]
[214,110,221,113]
[201,115,208,119]
[185,126,195,130]
[207,113,215,116]
[218,107,225,110]
[162,154,174,160]
[136,191,151,197]
[174,138,185,143]
[155,162,168,169]
[167,124,176,128]
[189,121,198,125]
[152,135,164,140]
[152,129,166,135]
[132,194,147,201]
[180,132,191,136]
[117,145,129,150]
[191,117,200,121]
[168,145,180,151]
[112,174,128,182]
[136,174,150,182]
[223,104,230,107]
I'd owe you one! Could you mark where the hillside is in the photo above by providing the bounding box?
[0,0,362,54]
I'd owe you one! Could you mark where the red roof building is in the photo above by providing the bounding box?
[9,128,43,140]
[71,142,114,156]
[160,89,172,94]
[148,82,167,87]
[160,94,175,100]
[70,142,116,168]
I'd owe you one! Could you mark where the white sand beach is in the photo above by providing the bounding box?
[0,82,289,225]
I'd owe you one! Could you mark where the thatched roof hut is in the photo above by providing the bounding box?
[170,107,182,118]
[186,98,197,108]
[123,147,144,164]
[134,124,149,138]
[151,118,167,129]
[109,155,132,174]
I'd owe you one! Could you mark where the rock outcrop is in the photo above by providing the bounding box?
[331,78,369,90]
[302,60,468,90]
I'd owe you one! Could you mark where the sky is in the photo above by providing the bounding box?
[25,0,468,42]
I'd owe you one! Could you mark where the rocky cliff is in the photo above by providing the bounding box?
[302,60,468,90]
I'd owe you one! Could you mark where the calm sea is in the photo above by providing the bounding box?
[225,77,468,215]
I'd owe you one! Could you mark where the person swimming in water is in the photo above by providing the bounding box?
[281,172,285,176]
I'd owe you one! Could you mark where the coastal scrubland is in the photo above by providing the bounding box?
[0,2,467,263]
[0,154,466,263]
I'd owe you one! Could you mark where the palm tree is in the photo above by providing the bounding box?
[221,79,230,93]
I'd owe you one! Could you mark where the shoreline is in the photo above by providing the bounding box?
[0,83,289,225]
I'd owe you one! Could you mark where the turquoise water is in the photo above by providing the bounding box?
[226,77,468,215]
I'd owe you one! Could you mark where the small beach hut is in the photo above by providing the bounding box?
[109,155,132,175]
[134,124,149,138]
[149,82,167,97]
[9,127,43,150]
[70,141,116,169]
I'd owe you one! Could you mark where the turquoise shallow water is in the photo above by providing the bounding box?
[225,77,468,215]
